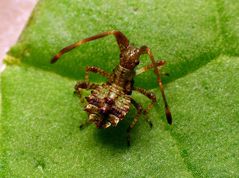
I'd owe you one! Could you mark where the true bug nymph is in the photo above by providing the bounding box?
[51,30,172,145]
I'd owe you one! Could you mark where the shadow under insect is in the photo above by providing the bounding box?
[92,109,138,149]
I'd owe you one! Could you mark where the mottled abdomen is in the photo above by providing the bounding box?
[85,83,131,128]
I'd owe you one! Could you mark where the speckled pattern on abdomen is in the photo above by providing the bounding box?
[86,83,131,120]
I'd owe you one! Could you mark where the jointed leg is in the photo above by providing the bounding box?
[139,46,172,124]
[74,81,99,94]
[136,60,166,75]
[74,81,99,102]
[84,66,111,82]
[127,99,143,146]
[75,66,109,101]
[133,87,157,127]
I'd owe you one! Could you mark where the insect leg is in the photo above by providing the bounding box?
[85,66,111,82]
[127,99,143,146]
[75,66,105,98]
[133,87,158,127]
[74,81,99,102]
[139,46,172,125]
[51,30,129,63]
[136,60,166,75]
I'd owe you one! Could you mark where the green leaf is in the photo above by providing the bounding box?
[1,0,239,177]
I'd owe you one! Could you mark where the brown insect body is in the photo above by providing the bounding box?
[85,63,137,128]
[85,83,131,128]
[51,30,172,145]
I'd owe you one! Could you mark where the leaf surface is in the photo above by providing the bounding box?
[1,0,239,177]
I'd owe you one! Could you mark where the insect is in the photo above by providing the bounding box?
[51,30,172,146]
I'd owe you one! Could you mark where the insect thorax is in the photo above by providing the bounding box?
[111,65,135,89]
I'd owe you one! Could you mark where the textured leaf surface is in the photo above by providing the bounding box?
[1,0,239,177]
